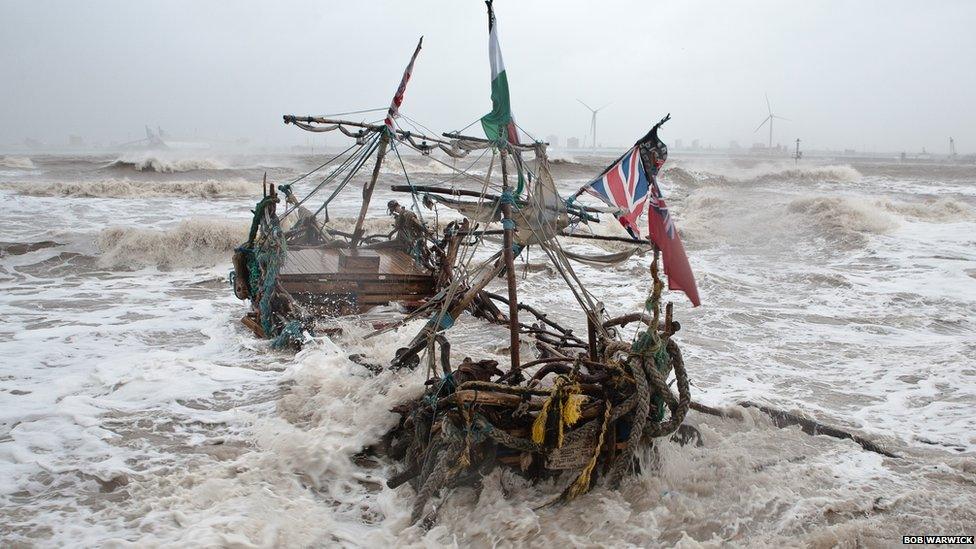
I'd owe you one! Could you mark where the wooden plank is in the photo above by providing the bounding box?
[339,249,381,273]
[280,273,435,283]
[240,314,265,338]
[293,291,429,305]
[280,281,359,293]
[281,281,433,295]
[358,293,435,304]
[281,247,431,277]
[280,249,340,275]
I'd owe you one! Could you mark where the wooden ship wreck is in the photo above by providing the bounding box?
[228,0,703,521]
[228,2,904,526]
[231,38,449,345]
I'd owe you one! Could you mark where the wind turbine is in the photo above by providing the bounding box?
[577,99,609,149]
[754,94,789,149]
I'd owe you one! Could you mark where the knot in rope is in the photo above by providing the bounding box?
[499,189,517,206]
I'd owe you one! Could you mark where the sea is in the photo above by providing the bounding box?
[1,147,974,547]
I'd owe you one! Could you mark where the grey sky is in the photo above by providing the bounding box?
[2,0,974,152]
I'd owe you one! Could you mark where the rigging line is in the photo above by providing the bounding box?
[392,114,425,138]
[533,187,600,308]
[425,152,502,350]
[388,137,427,224]
[513,148,602,323]
[313,133,381,216]
[454,116,481,135]
[517,204,592,314]
[415,148,497,344]
[398,112,441,140]
[282,139,369,218]
[431,147,491,190]
[549,229,608,330]
[400,139,503,191]
[513,121,541,145]
[401,139,493,192]
[319,107,387,117]
[281,141,361,217]
[392,117,424,141]
[311,133,382,219]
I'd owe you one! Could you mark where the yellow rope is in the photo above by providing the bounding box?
[531,376,584,448]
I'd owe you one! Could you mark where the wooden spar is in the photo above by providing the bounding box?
[439,229,650,245]
[390,184,502,202]
[499,147,521,371]
[283,115,454,146]
[442,131,540,152]
[559,232,652,245]
[389,185,605,216]
[351,131,390,246]
[451,255,505,315]
[587,315,599,361]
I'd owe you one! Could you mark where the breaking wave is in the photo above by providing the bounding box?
[7,178,259,198]
[878,197,975,222]
[679,188,906,250]
[105,155,228,173]
[748,164,862,184]
[548,151,579,165]
[787,197,898,245]
[662,166,730,187]
[381,154,457,175]
[92,216,417,270]
[0,155,35,169]
[95,218,247,269]
[661,164,861,188]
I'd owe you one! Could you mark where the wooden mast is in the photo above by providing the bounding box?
[351,36,421,248]
[350,132,389,247]
[499,146,521,370]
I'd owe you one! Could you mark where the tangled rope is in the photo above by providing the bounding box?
[384,249,693,524]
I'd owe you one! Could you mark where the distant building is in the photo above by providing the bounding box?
[567,136,580,149]
[729,140,741,150]
[545,134,560,148]
[674,139,683,149]
[68,135,85,147]
[691,139,700,150]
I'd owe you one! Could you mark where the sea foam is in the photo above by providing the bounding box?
[96,218,247,269]
[6,178,258,198]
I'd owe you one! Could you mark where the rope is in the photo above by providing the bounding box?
[280,141,361,219]
[311,133,382,219]
[320,107,386,117]
[389,137,426,224]
[608,356,649,486]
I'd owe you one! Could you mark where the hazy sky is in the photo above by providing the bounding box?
[3,0,975,152]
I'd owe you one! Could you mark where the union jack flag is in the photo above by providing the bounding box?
[576,114,701,307]
[582,147,649,238]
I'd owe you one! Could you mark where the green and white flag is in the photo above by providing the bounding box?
[480,1,519,145]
